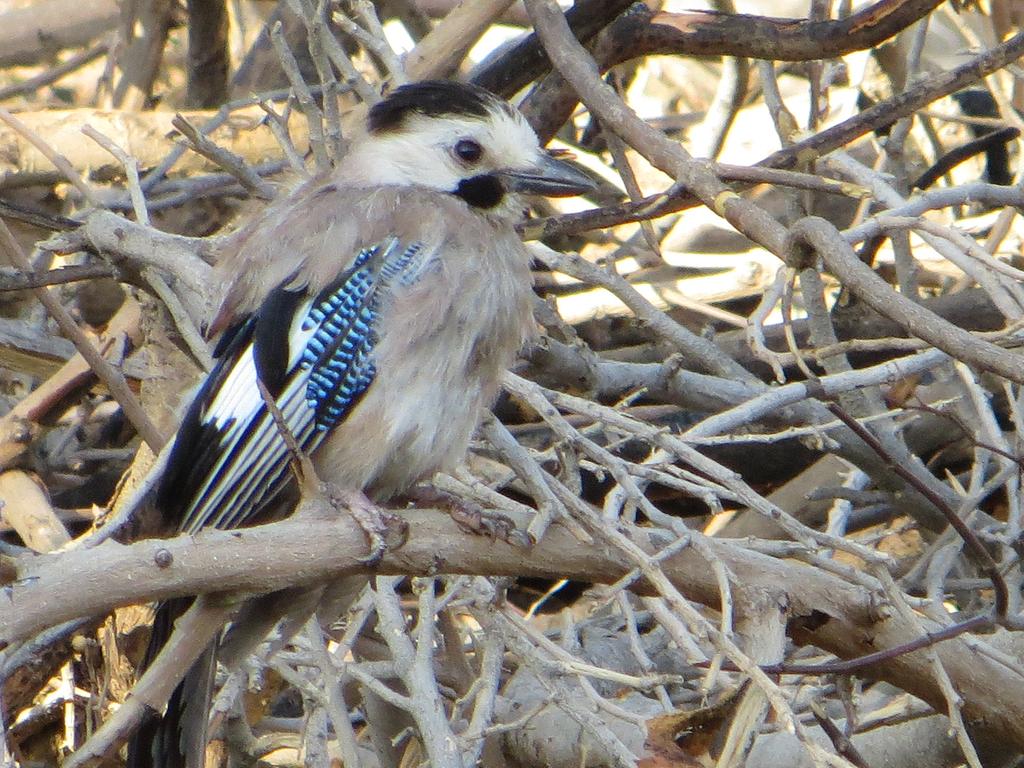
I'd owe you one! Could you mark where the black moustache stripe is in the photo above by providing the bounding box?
[454,174,504,209]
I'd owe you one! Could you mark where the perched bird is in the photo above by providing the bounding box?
[127,80,593,767]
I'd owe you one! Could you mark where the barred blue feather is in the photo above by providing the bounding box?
[158,238,429,534]
[301,248,377,430]
[299,242,423,430]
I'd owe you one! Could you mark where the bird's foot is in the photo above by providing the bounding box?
[325,485,409,566]
[408,485,530,548]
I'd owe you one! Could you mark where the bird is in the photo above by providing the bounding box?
[125,79,594,768]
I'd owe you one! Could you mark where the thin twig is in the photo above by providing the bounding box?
[257,99,309,175]
[270,20,330,172]
[80,124,150,224]
[0,218,165,451]
[824,402,1009,618]
[171,114,276,200]
[0,41,109,103]
[144,267,214,372]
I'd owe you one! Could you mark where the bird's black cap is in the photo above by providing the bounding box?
[367,80,511,134]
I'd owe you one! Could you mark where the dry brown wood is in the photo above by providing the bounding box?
[0,298,141,471]
[0,107,308,184]
[0,470,69,552]
[108,0,175,111]
[5,509,1024,753]
[642,0,945,62]
[0,0,119,68]
[185,0,230,109]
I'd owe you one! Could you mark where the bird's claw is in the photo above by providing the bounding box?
[448,500,531,548]
[406,484,529,548]
[327,486,409,566]
[360,510,409,566]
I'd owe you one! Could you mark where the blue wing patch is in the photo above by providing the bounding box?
[300,255,377,430]
[300,240,424,430]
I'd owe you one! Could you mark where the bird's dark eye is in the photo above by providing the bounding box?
[454,138,483,163]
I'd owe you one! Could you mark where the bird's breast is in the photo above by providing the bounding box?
[312,229,533,500]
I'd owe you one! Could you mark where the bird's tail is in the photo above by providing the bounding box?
[126,598,218,768]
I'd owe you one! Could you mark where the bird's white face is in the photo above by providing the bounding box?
[342,83,593,223]
[355,108,541,220]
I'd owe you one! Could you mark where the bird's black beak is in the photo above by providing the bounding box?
[500,153,596,197]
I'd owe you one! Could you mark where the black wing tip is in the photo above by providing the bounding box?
[156,419,229,519]
[156,309,261,526]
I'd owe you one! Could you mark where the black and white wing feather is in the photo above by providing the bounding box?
[157,237,428,534]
